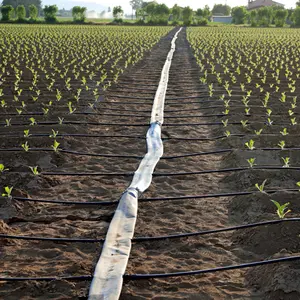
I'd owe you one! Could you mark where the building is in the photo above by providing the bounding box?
[211,16,233,23]
[248,0,284,10]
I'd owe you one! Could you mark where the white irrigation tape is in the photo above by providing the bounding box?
[89,27,182,300]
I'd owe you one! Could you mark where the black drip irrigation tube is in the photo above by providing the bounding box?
[1,256,300,282]
[11,188,299,206]
[1,218,300,244]
[124,256,300,280]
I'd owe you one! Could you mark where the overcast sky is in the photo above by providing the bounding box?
[54,0,296,13]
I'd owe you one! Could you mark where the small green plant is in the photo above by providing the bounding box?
[24,129,31,138]
[0,164,9,173]
[67,102,76,114]
[29,117,37,126]
[5,119,11,127]
[51,140,60,152]
[266,118,273,126]
[221,119,228,127]
[278,140,285,150]
[282,157,290,168]
[245,140,255,150]
[266,109,272,117]
[241,120,248,128]
[224,130,231,137]
[291,118,297,126]
[271,200,291,219]
[255,179,267,193]
[247,158,256,168]
[280,92,286,103]
[22,141,30,152]
[280,128,288,136]
[223,109,229,115]
[42,107,49,115]
[2,186,13,198]
[29,166,39,176]
[296,181,300,191]
[245,108,250,115]
[58,117,64,125]
[50,129,58,138]
[254,129,263,135]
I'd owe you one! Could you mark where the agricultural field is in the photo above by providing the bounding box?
[0,23,300,300]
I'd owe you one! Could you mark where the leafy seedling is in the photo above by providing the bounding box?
[0,164,9,173]
[255,179,267,193]
[245,140,255,150]
[29,166,39,176]
[50,129,59,138]
[247,158,256,168]
[254,129,263,135]
[278,140,285,150]
[271,200,291,219]
[51,140,60,152]
[282,157,290,168]
[280,128,288,136]
[2,186,13,198]
[22,141,30,152]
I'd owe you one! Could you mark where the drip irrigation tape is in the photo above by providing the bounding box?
[12,189,298,206]
[1,256,299,282]
[153,166,300,177]
[2,122,148,127]
[124,256,300,280]
[1,218,299,244]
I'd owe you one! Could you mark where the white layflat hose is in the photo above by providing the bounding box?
[88,27,183,300]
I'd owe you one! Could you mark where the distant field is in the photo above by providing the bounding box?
[56,17,136,23]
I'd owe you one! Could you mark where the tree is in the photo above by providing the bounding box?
[274,9,288,27]
[113,6,124,19]
[43,5,58,23]
[172,4,182,22]
[203,5,211,19]
[16,4,26,21]
[232,6,248,24]
[297,1,300,7]
[72,6,86,23]
[182,6,193,25]
[129,0,143,18]
[144,2,170,23]
[249,9,257,26]
[29,4,38,20]
[257,6,272,26]
[2,0,42,17]
[292,6,300,26]
[1,5,14,21]
[212,4,231,16]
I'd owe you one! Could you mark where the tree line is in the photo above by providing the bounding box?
[1,0,300,26]
[231,2,300,27]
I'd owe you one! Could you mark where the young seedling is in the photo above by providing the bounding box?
[222,119,228,127]
[22,141,30,152]
[241,120,248,128]
[29,166,39,176]
[50,129,59,138]
[280,128,289,136]
[280,92,286,103]
[291,118,297,126]
[254,129,263,135]
[266,109,272,117]
[278,140,286,150]
[247,158,256,168]
[282,157,290,168]
[245,108,251,115]
[51,140,60,152]
[288,110,294,116]
[24,129,31,138]
[223,109,229,115]
[16,108,22,115]
[2,186,13,198]
[29,117,37,126]
[42,108,49,115]
[255,179,267,193]
[271,200,291,219]
[5,119,11,127]
[245,140,255,150]
[58,117,64,125]
[266,118,273,126]
[224,131,231,137]
[297,182,300,191]
[0,164,9,173]
[67,102,76,114]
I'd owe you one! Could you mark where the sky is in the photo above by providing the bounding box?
[46,0,297,14]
